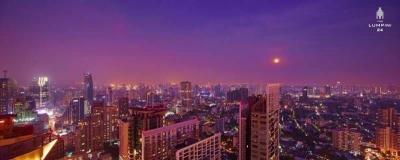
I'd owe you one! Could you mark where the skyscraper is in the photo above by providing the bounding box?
[90,105,119,150]
[70,97,86,124]
[239,84,280,160]
[376,107,399,155]
[118,97,130,119]
[0,71,16,114]
[29,76,50,109]
[106,86,113,105]
[119,106,167,160]
[75,118,91,153]
[83,73,94,104]
[179,81,192,114]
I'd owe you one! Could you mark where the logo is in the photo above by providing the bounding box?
[376,7,384,20]
[368,7,392,32]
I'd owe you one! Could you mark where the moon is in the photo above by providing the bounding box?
[273,58,280,64]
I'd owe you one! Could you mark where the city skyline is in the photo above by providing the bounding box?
[1,0,400,85]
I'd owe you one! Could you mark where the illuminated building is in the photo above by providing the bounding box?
[179,81,192,114]
[0,71,16,114]
[83,73,94,104]
[376,127,397,155]
[37,77,49,108]
[378,107,397,127]
[75,118,91,153]
[332,128,361,154]
[141,119,200,160]
[29,76,49,109]
[12,98,36,123]
[90,105,119,150]
[239,84,280,160]
[175,133,221,160]
[375,107,399,155]
[119,106,167,160]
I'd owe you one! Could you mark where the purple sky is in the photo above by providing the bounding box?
[1,0,399,85]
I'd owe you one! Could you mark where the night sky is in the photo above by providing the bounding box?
[1,0,399,85]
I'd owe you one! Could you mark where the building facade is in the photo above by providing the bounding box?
[332,128,361,154]
[142,119,200,160]
[119,106,167,160]
[179,81,192,113]
[175,133,221,160]
[239,84,280,160]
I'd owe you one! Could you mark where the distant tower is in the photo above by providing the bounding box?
[70,97,85,124]
[106,86,113,105]
[377,7,384,20]
[0,71,16,114]
[83,73,94,104]
[180,81,193,113]
[37,76,49,108]
[302,86,308,99]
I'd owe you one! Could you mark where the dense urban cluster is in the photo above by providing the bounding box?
[0,71,400,160]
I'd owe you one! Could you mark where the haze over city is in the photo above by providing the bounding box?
[1,0,400,85]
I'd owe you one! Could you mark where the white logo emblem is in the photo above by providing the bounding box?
[368,6,391,32]
[376,7,384,20]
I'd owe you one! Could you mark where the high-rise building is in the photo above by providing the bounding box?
[90,105,119,150]
[378,107,397,127]
[29,76,50,109]
[175,133,221,160]
[376,107,399,155]
[376,126,397,155]
[179,81,192,113]
[332,128,361,154]
[106,86,113,105]
[83,73,94,104]
[73,104,119,153]
[118,97,130,119]
[239,84,280,160]
[238,101,250,160]
[119,106,167,160]
[70,97,86,124]
[0,71,16,114]
[75,118,91,153]
[141,119,200,160]
[37,77,49,108]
